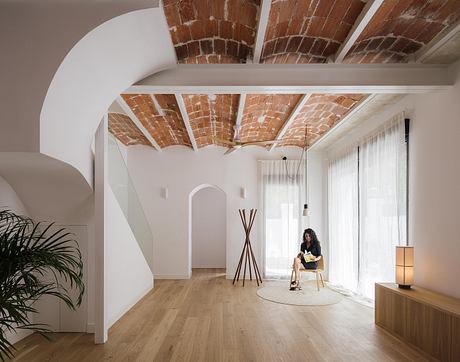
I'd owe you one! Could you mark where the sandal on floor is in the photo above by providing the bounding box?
[289,281,301,291]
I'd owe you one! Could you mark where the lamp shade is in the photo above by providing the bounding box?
[395,246,414,289]
[302,204,309,216]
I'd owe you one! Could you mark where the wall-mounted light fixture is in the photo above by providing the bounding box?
[395,246,414,289]
[162,187,169,199]
[240,187,247,199]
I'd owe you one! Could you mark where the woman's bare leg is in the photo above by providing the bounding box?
[293,257,301,283]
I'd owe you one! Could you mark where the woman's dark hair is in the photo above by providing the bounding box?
[303,228,320,247]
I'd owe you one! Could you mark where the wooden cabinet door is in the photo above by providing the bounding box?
[406,299,451,361]
[452,316,460,362]
[375,285,406,339]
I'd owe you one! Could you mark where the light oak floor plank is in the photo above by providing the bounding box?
[12,269,428,362]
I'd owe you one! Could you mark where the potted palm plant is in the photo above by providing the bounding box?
[0,209,84,361]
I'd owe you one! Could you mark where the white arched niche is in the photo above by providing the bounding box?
[188,184,227,276]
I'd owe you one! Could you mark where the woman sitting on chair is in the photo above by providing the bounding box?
[291,228,322,290]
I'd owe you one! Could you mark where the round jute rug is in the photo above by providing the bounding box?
[257,280,343,306]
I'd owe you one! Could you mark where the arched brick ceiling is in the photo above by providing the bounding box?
[163,0,260,64]
[239,94,303,143]
[182,94,239,147]
[261,0,366,64]
[108,113,151,147]
[121,94,192,149]
[344,0,460,63]
[278,94,365,147]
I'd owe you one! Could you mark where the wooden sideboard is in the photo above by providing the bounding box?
[375,283,460,361]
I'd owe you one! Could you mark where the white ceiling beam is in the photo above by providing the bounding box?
[116,96,162,152]
[269,94,312,151]
[309,94,375,152]
[127,64,453,94]
[252,0,272,63]
[415,19,460,63]
[234,93,247,139]
[334,0,384,63]
[174,94,198,151]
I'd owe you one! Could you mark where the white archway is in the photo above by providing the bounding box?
[40,7,175,187]
[188,184,227,277]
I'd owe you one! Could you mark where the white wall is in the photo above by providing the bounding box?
[408,61,460,298]
[0,2,172,188]
[192,187,226,269]
[323,61,460,298]
[126,145,323,280]
[0,153,95,332]
[0,176,28,215]
[0,176,32,344]
[106,187,153,328]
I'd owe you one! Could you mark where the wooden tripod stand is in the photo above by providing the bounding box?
[233,209,263,286]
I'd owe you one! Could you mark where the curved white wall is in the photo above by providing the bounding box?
[0,1,160,154]
[40,7,176,187]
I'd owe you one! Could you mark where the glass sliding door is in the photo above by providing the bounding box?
[358,117,407,299]
[328,148,359,291]
[327,114,407,299]
[261,160,304,278]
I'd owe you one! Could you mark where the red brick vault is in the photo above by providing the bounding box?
[108,1,460,150]
[163,0,261,63]
[183,94,239,147]
[262,0,365,63]
[108,113,151,147]
[344,0,460,63]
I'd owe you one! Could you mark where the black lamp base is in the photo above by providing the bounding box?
[398,284,411,289]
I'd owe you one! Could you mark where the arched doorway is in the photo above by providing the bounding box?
[188,184,226,276]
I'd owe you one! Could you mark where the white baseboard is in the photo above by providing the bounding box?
[155,274,190,279]
[86,323,95,333]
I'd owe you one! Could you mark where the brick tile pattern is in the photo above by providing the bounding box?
[163,0,260,64]
[344,0,460,63]
[121,94,192,149]
[182,94,239,147]
[278,94,366,147]
[108,113,151,147]
[261,0,365,64]
[239,94,303,143]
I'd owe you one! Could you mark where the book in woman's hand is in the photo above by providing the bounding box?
[303,252,316,263]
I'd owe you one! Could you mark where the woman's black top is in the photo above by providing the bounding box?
[300,241,321,269]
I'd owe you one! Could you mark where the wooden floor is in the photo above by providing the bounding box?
[12,269,428,362]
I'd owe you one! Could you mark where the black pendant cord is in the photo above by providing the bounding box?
[283,123,309,182]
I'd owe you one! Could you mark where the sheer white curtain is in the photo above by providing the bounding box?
[328,148,359,291]
[358,114,407,298]
[261,160,304,279]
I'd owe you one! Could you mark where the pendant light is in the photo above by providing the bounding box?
[282,122,310,216]
[303,124,309,217]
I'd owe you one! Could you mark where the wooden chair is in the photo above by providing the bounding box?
[290,255,325,291]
